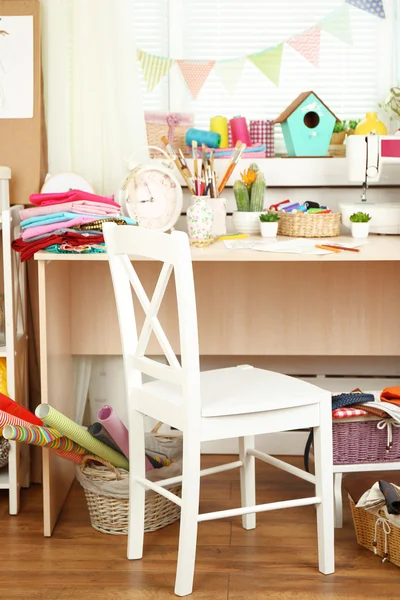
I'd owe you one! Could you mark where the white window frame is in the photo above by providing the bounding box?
[156,1,399,187]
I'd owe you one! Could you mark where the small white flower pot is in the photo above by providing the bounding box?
[232,211,261,234]
[260,221,279,238]
[351,222,370,239]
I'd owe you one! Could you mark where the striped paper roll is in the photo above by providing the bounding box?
[0,409,36,430]
[3,424,88,465]
[36,405,129,470]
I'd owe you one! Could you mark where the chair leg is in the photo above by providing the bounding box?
[334,473,343,529]
[174,438,201,597]
[313,395,335,575]
[239,436,256,530]
[127,409,146,560]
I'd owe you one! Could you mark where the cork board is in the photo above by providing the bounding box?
[0,0,47,205]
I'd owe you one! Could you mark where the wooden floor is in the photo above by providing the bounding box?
[0,455,399,599]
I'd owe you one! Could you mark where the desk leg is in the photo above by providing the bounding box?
[38,260,75,537]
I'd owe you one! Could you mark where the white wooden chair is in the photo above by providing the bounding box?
[103,223,335,597]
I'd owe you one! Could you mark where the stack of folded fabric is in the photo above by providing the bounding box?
[12,189,137,262]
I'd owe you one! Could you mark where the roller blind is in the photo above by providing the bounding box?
[136,0,389,151]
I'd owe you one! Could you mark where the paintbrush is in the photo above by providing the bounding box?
[201,143,208,170]
[161,136,195,194]
[192,140,199,180]
[218,141,246,196]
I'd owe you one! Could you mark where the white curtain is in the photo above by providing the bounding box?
[41,0,149,195]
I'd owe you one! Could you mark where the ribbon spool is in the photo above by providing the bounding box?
[185,128,221,149]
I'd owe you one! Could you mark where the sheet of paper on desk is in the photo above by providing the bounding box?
[223,239,364,254]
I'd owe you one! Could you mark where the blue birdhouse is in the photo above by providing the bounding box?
[273,91,339,157]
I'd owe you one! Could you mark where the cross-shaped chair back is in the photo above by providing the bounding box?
[104,223,201,424]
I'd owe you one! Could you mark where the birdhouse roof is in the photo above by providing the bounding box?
[273,91,340,124]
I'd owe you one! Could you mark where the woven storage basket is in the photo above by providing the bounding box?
[275,211,341,237]
[333,418,400,465]
[0,437,9,468]
[145,112,193,158]
[78,454,181,535]
[349,496,400,567]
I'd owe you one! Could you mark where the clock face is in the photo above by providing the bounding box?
[125,167,182,231]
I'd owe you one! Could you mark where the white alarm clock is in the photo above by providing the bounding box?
[121,148,183,232]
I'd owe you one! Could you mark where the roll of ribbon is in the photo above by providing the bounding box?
[210,116,229,148]
[229,116,251,146]
[185,128,221,149]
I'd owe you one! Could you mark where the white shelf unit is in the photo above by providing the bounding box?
[0,170,29,514]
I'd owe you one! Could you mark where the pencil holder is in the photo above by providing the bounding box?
[187,196,214,243]
[205,198,227,237]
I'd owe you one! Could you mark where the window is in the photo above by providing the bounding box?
[135,0,395,153]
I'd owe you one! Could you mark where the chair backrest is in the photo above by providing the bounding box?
[104,223,201,423]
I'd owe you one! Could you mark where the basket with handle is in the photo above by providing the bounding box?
[274,210,341,237]
[0,437,9,468]
[145,112,193,158]
[77,423,182,535]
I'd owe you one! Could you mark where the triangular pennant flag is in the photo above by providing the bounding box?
[177,60,215,99]
[345,0,385,19]
[138,50,173,93]
[318,3,353,45]
[213,58,246,95]
[248,43,284,87]
[287,27,321,68]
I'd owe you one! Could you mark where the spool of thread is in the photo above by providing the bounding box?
[185,128,221,149]
[229,116,251,146]
[210,116,229,148]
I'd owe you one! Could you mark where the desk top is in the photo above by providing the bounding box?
[34,234,400,263]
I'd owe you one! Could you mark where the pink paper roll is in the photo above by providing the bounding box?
[229,116,251,146]
[0,409,35,430]
[97,406,129,459]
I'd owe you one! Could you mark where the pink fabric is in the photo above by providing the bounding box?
[98,405,129,459]
[20,201,120,220]
[21,216,96,240]
[332,407,369,419]
[29,189,120,208]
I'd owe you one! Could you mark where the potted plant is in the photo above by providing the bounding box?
[349,212,371,238]
[331,121,347,145]
[232,163,266,234]
[259,212,280,237]
[346,119,360,137]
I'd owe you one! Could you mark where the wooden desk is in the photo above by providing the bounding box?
[35,235,400,535]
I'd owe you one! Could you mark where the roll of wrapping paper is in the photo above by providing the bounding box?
[3,424,88,464]
[88,421,123,454]
[97,405,129,458]
[0,393,42,425]
[210,116,229,148]
[35,404,129,470]
[0,409,38,431]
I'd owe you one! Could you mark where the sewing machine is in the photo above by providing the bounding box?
[340,134,400,234]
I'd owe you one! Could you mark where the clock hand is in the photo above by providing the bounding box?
[145,182,154,202]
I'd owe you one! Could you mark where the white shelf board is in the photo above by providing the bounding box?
[0,465,9,489]
[0,167,11,180]
[155,157,400,188]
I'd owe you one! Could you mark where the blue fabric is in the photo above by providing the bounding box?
[21,212,96,228]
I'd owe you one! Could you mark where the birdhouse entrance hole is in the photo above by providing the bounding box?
[304,111,320,129]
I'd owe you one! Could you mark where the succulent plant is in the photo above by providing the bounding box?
[259,212,279,222]
[349,212,371,223]
[250,171,266,212]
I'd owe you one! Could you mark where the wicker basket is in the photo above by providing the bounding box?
[349,496,400,567]
[78,455,181,535]
[275,211,341,238]
[145,112,193,158]
[0,437,10,468]
[333,418,400,465]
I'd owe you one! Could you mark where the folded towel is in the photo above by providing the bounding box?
[20,201,120,220]
[30,189,120,208]
[21,216,98,240]
[21,212,101,229]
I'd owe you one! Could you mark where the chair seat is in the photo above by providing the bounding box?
[142,366,326,418]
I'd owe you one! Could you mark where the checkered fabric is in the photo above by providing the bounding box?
[227,120,275,157]
[249,120,275,157]
[332,407,369,419]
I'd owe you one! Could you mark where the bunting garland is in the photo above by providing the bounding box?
[138,1,385,97]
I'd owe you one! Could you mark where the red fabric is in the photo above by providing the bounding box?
[29,189,120,208]
[0,393,42,425]
[12,231,105,262]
